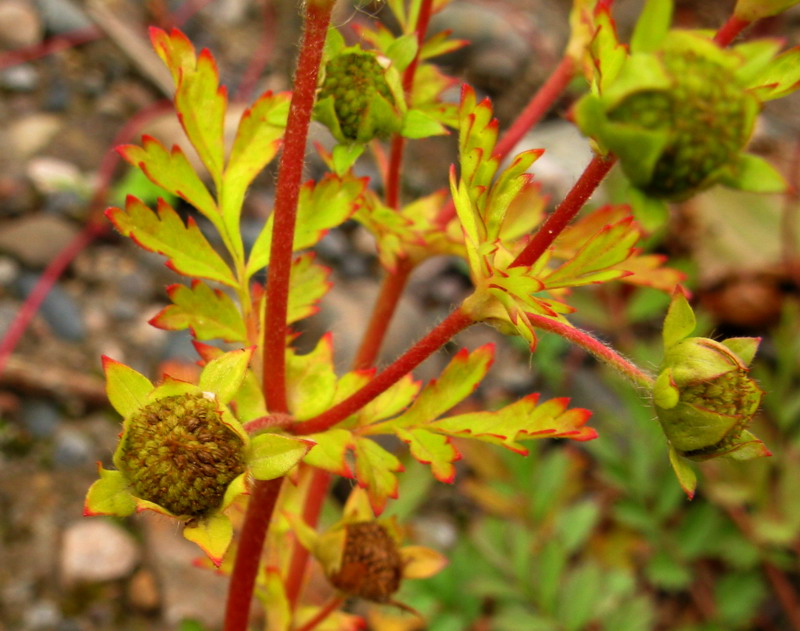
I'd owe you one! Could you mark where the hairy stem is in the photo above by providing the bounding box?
[223,477,284,631]
[526,312,654,389]
[511,153,617,268]
[353,258,414,370]
[384,0,434,209]
[263,0,333,412]
[494,55,575,158]
[291,307,474,435]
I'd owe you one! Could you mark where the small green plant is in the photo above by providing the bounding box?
[83,0,800,628]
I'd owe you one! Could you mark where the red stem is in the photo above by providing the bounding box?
[384,0,435,209]
[713,15,750,46]
[284,467,332,608]
[494,55,575,159]
[294,595,345,631]
[291,307,473,435]
[511,154,616,268]
[525,312,653,388]
[352,258,414,370]
[263,1,334,413]
[223,478,284,631]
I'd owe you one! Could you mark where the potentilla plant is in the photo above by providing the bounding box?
[84,0,800,629]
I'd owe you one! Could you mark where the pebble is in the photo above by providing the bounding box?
[60,520,141,584]
[0,65,41,92]
[15,271,86,342]
[26,157,86,196]
[127,568,161,613]
[0,215,81,268]
[23,599,61,631]
[0,1,43,50]
[34,0,92,34]
[7,114,63,158]
[52,427,92,468]
[21,397,61,439]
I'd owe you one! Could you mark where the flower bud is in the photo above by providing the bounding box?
[653,291,768,461]
[118,393,246,517]
[314,47,403,144]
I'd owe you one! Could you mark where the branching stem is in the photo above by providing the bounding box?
[511,153,616,268]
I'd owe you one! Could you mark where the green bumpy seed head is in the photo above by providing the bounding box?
[329,521,403,602]
[608,49,750,199]
[318,51,394,141]
[118,393,246,517]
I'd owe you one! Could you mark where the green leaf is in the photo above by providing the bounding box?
[358,374,420,425]
[102,356,153,418]
[118,137,218,224]
[84,465,137,517]
[715,571,767,626]
[222,90,290,233]
[544,218,640,288]
[630,0,672,54]
[302,428,354,477]
[149,27,195,86]
[246,174,365,277]
[287,253,331,325]
[385,33,418,71]
[720,153,787,193]
[429,395,596,453]
[150,281,247,342]
[286,335,338,420]
[248,434,313,480]
[353,436,403,515]
[396,427,459,483]
[721,337,760,366]
[735,0,800,21]
[557,564,602,631]
[174,49,227,187]
[107,197,237,287]
[183,513,233,566]
[387,345,494,429]
[662,289,696,348]
[668,445,697,499]
[555,500,600,553]
[331,144,365,176]
[646,550,692,589]
[401,108,449,138]
[198,347,253,404]
[749,46,800,100]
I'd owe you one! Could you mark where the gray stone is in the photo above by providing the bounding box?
[0,65,40,92]
[52,428,92,468]
[15,272,86,342]
[60,520,141,584]
[0,214,81,267]
[23,599,61,631]
[21,398,61,439]
[34,0,91,34]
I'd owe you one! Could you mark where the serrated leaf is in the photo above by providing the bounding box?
[118,137,218,223]
[385,345,494,430]
[198,347,253,404]
[174,48,227,186]
[286,335,338,421]
[429,395,596,453]
[287,253,332,324]
[246,174,365,278]
[222,90,290,224]
[353,436,403,515]
[396,427,459,483]
[107,196,237,287]
[358,374,420,425]
[302,428,354,477]
[149,27,195,86]
[544,218,640,288]
[150,281,247,342]
[102,356,153,418]
[420,30,468,60]
[749,46,800,100]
